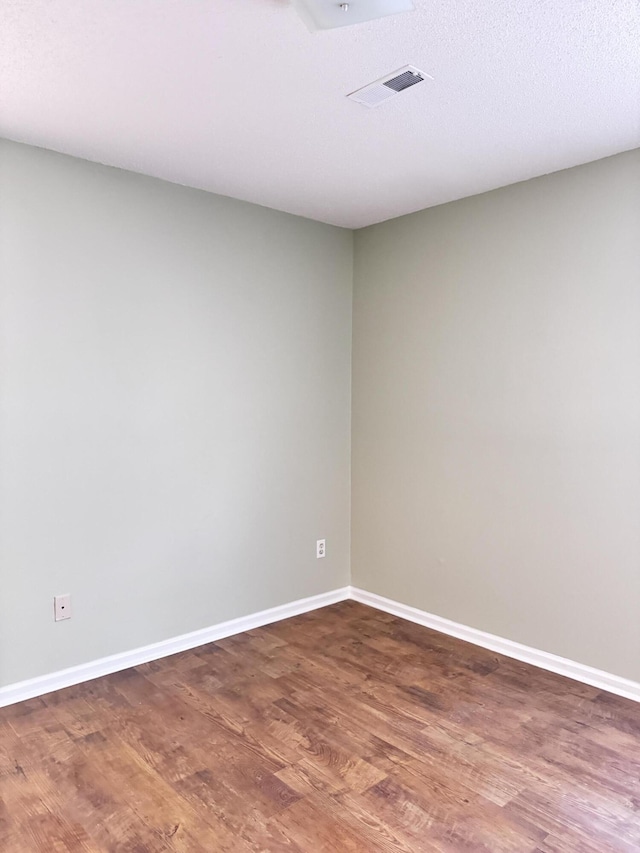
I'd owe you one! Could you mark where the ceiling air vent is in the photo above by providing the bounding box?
[347,66,431,108]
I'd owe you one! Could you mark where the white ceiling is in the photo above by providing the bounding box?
[1,0,639,228]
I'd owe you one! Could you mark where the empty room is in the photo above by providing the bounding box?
[1,0,640,850]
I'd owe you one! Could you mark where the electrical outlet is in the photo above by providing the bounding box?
[316,539,326,559]
[54,594,71,622]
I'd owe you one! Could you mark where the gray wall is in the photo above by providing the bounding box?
[3,138,640,690]
[352,150,640,681]
[0,140,353,687]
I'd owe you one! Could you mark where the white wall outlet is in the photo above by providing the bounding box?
[316,539,326,559]
[54,594,72,622]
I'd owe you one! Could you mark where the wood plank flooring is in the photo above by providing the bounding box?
[1,600,640,851]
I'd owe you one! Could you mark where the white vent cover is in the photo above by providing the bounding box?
[348,66,431,108]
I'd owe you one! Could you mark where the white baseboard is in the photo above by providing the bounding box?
[0,587,350,709]
[3,584,639,709]
[350,586,640,704]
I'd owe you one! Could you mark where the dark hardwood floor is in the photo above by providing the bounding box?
[1,600,640,851]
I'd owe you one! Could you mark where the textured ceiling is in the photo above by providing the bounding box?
[1,0,639,228]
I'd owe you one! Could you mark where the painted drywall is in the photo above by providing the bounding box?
[352,149,640,682]
[0,139,352,687]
